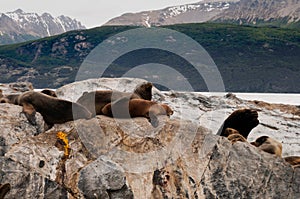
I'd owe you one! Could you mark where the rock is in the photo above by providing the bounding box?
[0,103,44,155]
[0,156,68,198]
[78,156,133,199]
[0,82,33,95]
[0,113,299,198]
[0,78,299,198]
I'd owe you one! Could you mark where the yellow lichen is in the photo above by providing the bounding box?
[56,131,69,157]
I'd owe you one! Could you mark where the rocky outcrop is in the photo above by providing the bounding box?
[0,82,33,95]
[0,78,299,198]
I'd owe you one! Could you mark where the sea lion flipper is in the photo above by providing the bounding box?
[148,111,159,128]
[22,103,37,125]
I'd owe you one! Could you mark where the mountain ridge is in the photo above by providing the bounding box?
[105,0,300,28]
[0,9,86,45]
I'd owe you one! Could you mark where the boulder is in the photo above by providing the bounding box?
[0,78,299,198]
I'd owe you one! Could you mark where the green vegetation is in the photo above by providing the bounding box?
[0,23,299,92]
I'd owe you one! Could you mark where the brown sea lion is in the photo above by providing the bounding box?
[219,109,259,139]
[40,89,57,98]
[0,89,3,98]
[76,82,153,116]
[0,183,11,199]
[227,133,248,144]
[223,128,248,144]
[251,136,282,157]
[223,128,240,137]
[133,82,152,101]
[0,94,19,104]
[18,91,92,130]
[284,156,300,168]
[102,98,173,127]
[0,89,57,104]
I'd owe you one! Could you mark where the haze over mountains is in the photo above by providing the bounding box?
[105,0,300,27]
[0,9,86,45]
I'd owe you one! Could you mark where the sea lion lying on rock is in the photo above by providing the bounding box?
[102,98,173,127]
[76,82,153,116]
[219,109,259,139]
[251,136,282,157]
[0,94,20,104]
[0,89,57,104]
[223,128,248,144]
[18,91,92,130]
[40,89,57,98]
[284,156,300,168]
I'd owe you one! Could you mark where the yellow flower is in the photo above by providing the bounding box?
[56,131,69,156]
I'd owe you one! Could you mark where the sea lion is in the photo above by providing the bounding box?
[251,136,282,157]
[102,98,173,127]
[0,89,57,104]
[219,109,259,139]
[0,183,11,199]
[0,94,19,104]
[223,127,240,137]
[76,82,153,116]
[40,89,57,98]
[0,89,3,98]
[18,91,92,130]
[133,82,152,101]
[284,156,300,168]
[227,133,248,144]
[223,128,248,144]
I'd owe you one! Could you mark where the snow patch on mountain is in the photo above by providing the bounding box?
[0,9,86,44]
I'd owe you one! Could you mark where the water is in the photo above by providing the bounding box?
[199,92,300,106]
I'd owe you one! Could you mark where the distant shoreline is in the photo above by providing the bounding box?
[198,92,300,106]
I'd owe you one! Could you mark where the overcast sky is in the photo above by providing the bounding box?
[1,0,199,28]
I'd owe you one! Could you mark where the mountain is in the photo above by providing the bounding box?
[105,0,300,28]
[0,23,299,92]
[0,9,86,45]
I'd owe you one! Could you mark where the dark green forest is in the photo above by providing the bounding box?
[0,23,299,92]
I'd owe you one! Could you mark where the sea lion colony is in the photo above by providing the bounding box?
[219,108,299,168]
[0,83,299,167]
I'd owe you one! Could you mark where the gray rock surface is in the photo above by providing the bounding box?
[0,82,33,95]
[78,156,133,199]
[0,78,299,198]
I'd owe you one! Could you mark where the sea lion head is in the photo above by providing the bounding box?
[40,89,57,97]
[250,135,269,147]
[161,104,173,117]
[220,108,259,139]
[134,82,153,100]
[251,135,282,157]
[223,128,240,137]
